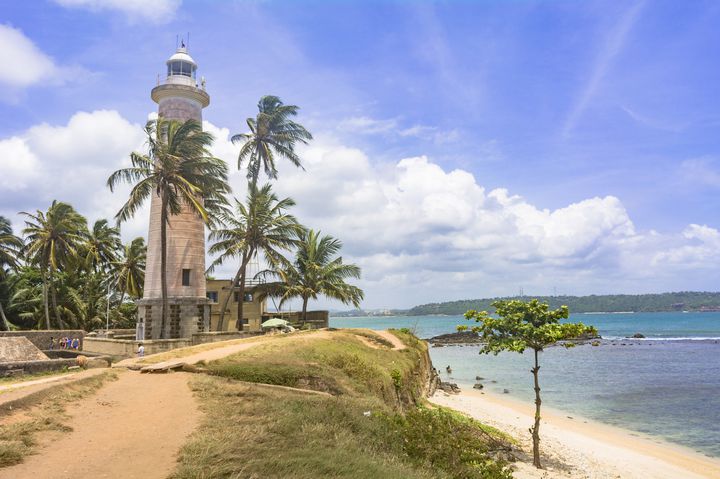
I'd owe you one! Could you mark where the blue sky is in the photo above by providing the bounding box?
[1,0,719,309]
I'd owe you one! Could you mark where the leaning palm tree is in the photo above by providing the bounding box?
[0,216,23,330]
[233,95,313,187]
[83,219,122,273]
[208,183,303,331]
[262,229,364,325]
[21,201,88,329]
[112,237,147,304]
[107,118,230,338]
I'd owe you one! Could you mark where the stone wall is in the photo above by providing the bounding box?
[0,330,85,351]
[191,331,262,345]
[83,337,192,357]
[261,311,329,329]
[137,297,209,340]
[0,358,78,375]
[83,331,261,357]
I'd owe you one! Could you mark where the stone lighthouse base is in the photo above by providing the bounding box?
[136,297,210,340]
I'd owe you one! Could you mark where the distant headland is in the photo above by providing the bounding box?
[331,291,720,317]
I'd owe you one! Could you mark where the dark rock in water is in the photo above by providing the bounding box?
[473,383,484,390]
[428,331,482,345]
[490,380,497,383]
[476,376,484,380]
[503,389,510,394]
[629,333,645,338]
[439,381,461,394]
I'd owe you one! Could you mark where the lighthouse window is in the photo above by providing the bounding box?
[182,269,191,286]
[168,61,193,78]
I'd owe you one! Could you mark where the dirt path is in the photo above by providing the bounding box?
[373,330,407,350]
[0,370,199,479]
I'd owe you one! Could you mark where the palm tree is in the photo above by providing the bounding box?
[84,219,122,272]
[208,184,303,331]
[0,216,22,330]
[263,229,364,325]
[112,237,147,305]
[107,118,230,338]
[233,95,313,187]
[21,201,88,329]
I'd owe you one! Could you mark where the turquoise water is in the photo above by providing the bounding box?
[331,312,720,458]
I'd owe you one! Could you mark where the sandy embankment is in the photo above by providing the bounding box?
[430,387,720,479]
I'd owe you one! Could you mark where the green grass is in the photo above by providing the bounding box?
[0,371,117,467]
[172,330,513,479]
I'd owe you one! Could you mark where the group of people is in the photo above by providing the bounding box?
[49,336,80,350]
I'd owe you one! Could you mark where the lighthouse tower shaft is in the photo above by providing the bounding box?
[137,46,211,340]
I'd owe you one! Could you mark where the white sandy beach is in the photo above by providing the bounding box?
[430,387,720,479]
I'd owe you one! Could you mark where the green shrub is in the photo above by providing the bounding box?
[382,407,514,479]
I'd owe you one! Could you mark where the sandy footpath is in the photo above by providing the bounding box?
[0,370,200,479]
[431,388,720,479]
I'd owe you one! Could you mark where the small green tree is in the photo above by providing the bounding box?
[460,299,597,469]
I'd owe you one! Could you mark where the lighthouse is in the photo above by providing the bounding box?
[137,44,211,340]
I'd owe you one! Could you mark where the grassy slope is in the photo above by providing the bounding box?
[172,329,513,479]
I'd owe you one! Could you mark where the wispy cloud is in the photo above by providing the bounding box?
[338,116,460,144]
[53,0,181,24]
[562,1,647,137]
[680,157,720,188]
[337,116,398,135]
[620,105,685,132]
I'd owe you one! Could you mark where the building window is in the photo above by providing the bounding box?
[182,269,191,286]
[233,292,254,302]
[243,318,249,325]
[206,291,218,303]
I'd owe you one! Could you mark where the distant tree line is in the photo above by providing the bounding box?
[407,292,720,315]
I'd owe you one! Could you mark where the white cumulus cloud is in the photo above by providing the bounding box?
[3,114,719,308]
[0,24,57,88]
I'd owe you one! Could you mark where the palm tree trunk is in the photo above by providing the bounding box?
[49,269,64,329]
[0,301,10,331]
[236,268,247,331]
[301,296,309,327]
[42,272,50,330]
[531,348,542,469]
[160,195,169,340]
[235,251,253,331]
[218,268,242,331]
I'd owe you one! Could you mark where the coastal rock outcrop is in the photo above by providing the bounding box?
[438,381,461,394]
[428,331,482,346]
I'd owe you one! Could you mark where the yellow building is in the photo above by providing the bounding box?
[206,279,267,332]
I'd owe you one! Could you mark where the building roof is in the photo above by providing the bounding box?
[167,47,196,65]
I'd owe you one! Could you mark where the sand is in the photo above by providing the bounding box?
[430,387,720,478]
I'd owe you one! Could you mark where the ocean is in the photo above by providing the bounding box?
[330,312,720,458]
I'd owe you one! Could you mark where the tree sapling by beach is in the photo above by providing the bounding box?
[460,299,597,469]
